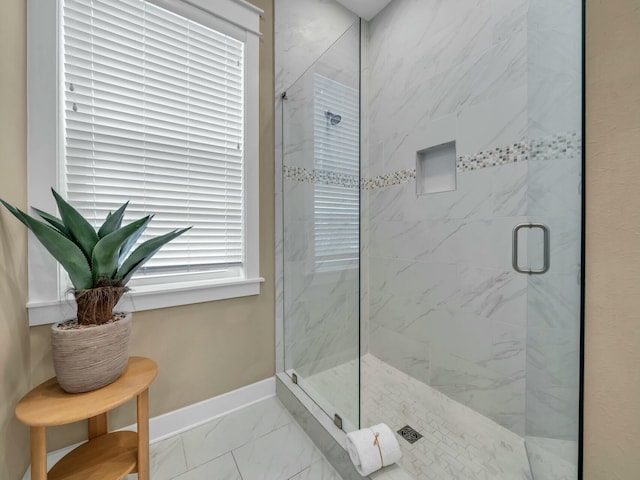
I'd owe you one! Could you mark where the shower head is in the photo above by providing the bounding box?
[325,111,342,126]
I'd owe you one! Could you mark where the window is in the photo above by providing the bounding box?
[26,0,263,326]
[312,74,360,269]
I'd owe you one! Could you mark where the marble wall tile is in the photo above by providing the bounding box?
[283,180,313,223]
[525,384,580,440]
[457,266,527,326]
[456,85,528,156]
[527,25,582,86]
[451,218,528,269]
[369,219,460,264]
[283,220,312,261]
[369,257,459,307]
[528,80,582,140]
[285,293,359,343]
[492,161,528,217]
[366,0,528,180]
[528,158,581,218]
[435,375,526,435]
[372,30,526,137]
[275,0,357,94]
[369,290,440,338]
[368,184,414,223]
[528,0,582,140]
[528,0,582,34]
[443,169,495,220]
[527,273,580,330]
[493,414,526,437]
[527,216,581,275]
[288,329,359,377]
[284,263,360,306]
[527,325,580,388]
[369,325,430,385]
[491,0,529,43]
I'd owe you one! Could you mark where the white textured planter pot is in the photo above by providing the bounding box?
[51,313,132,393]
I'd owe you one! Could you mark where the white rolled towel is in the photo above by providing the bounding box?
[346,423,402,476]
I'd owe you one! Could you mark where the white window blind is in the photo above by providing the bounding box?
[62,0,245,279]
[313,74,359,267]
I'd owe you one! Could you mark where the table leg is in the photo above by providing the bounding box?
[30,426,47,480]
[88,412,109,439]
[137,388,150,480]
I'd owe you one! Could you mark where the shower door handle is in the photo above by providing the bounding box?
[512,223,550,275]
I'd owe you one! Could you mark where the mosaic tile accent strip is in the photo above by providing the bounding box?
[283,132,582,190]
[456,140,530,173]
[360,169,416,190]
[283,165,360,189]
[529,131,582,162]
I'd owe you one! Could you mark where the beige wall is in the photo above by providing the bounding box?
[0,0,275,468]
[583,0,640,478]
[0,1,31,478]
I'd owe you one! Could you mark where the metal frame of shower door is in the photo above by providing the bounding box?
[578,0,586,478]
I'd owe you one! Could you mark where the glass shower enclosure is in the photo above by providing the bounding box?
[282,21,361,431]
[279,1,583,478]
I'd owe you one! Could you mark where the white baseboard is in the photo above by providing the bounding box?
[22,376,276,480]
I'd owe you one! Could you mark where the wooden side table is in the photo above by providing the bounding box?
[16,356,158,480]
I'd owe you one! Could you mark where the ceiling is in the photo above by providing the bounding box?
[334,0,395,21]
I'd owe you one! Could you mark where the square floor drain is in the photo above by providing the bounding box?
[397,425,423,444]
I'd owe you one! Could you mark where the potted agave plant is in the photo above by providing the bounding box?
[0,189,189,393]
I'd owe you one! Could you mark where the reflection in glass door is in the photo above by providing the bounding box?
[281,21,360,432]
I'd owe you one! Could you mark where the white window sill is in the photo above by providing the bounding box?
[26,277,264,326]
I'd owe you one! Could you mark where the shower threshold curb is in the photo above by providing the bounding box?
[275,373,412,480]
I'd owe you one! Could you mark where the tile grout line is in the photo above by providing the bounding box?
[230,450,245,480]
[177,435,190,473]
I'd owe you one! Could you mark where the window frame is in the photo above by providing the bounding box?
[26,0,263,326]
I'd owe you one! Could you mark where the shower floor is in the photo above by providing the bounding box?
[303,354,533,480]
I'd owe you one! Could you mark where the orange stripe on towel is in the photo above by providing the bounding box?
[373,431,384,467]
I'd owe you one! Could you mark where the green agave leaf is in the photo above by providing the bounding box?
[32,207,71,238]
[0,199,92,290]
[118,214,152,265]
[115,227,191,285]
[0,199,29,229]
[98,202,128,238]
[91,216,152,282]
[52,189,99,262]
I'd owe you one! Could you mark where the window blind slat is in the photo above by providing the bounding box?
[313,73,359,264]
[62,0,246,277]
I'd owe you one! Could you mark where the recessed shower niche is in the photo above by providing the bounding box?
[416,141,457,195]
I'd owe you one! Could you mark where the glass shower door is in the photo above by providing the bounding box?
[524,0,583,477]
[281,21,361,432]
[360,0,583,478]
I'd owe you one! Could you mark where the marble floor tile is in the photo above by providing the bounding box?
[232,422,322,480]
[171,453,241,480]
[289,458,343,480]
[147,435,188,480]
[181,396,294,469]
